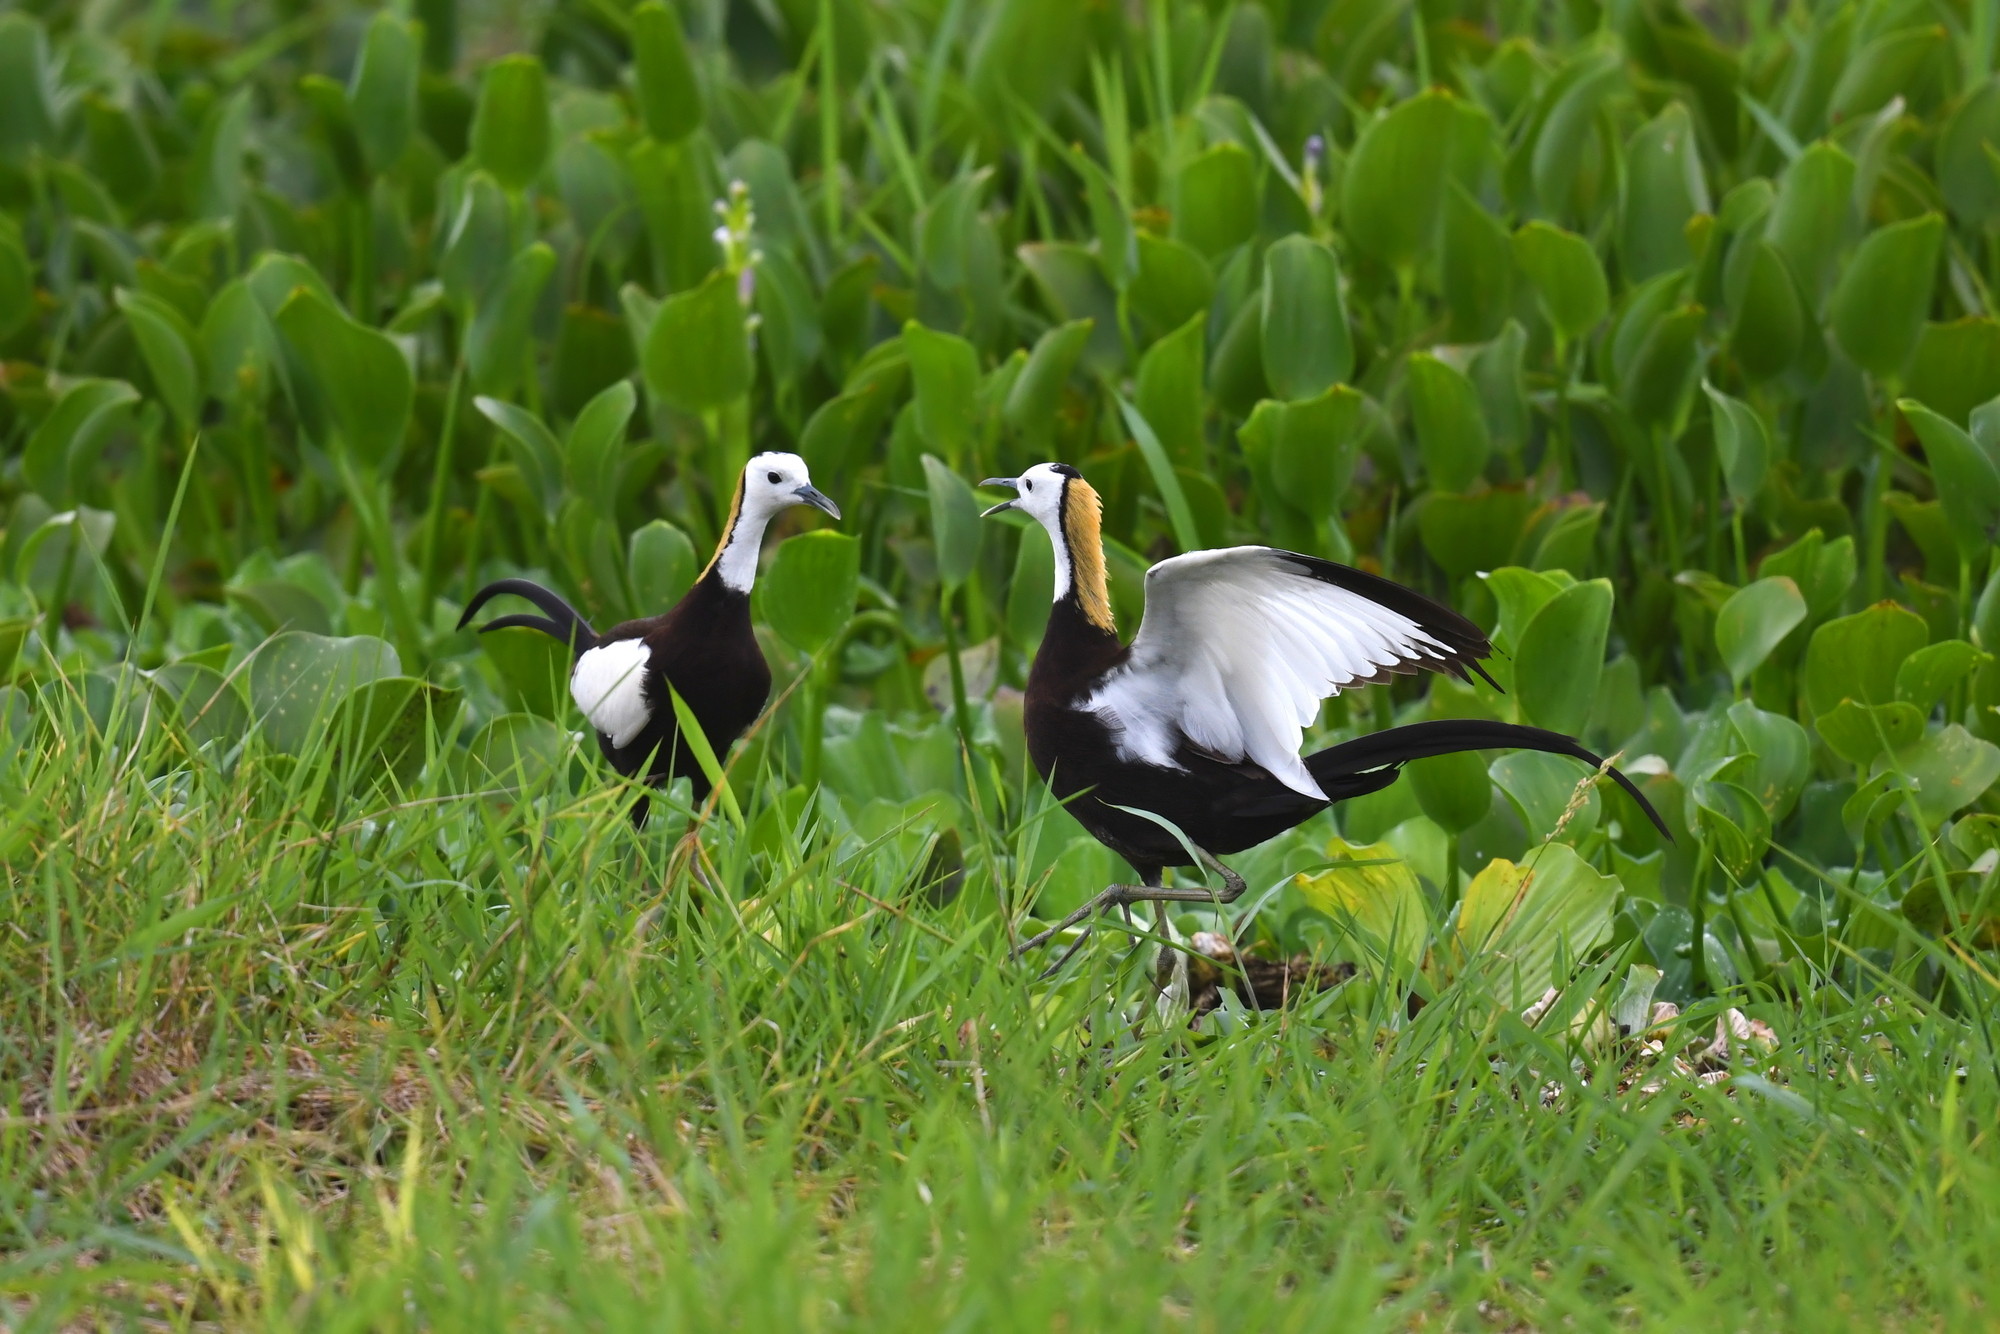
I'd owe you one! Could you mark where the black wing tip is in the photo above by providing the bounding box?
[1272,549,1497,680]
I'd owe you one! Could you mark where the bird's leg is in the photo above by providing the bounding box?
[1012,851,1247,960]
[1149,900,1191,1026]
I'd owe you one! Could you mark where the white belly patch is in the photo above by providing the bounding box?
[571,639,653,749]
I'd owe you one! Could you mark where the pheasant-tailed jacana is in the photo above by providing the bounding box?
[460,451,839,825]
[979,463,1670,968]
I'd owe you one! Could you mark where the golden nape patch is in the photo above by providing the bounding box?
[699,471,747,579]
[1061,478,1116,633]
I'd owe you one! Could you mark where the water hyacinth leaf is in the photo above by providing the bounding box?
[1938,79,2000,227]
[1692,777,1770,883]
[1006,524,1056,651]
[1889,724,2000,827]
[1491,749,1601,842]
[349,11,419,174]
[199,282,274,404]
[1117,396,1203,554]
[1292,837,1427,975]
[643,270,752,413]
[1004,318,1092,437]
[439,171,513,311]
[1408,749,1492,834]
[471,55,552,192]
[1830,213,1943,380]
[1715,577,1807,686]
[24,379,140,508]
[631,1,702,143]
[1898,399,2000,560]
[1018,242,1123,370]
[0,14,57,162]
[1803,602,1930,718]
[1341,88,1458,273]
[762,531,861,655]
[1623,304,1707,428]
[1407,353,1491,493]
[1904,321,2000,427]
[1765,140,1856,301]
[1620,102,1707,282]
[115,289,203,437]
[629,519,697,614]
[1515,578,1613,735]
[1129,234,1213,339]
[1173,142,1257,257]
[1532,50,1622,222]
[191,88,253,219]
[566,380,637,522]
[1513,222,1608,343]
[923,454,983,590]
[466,713,567,791]
[1239,385,1366,523]
[1075,152,1135,291]
[1727,242,1803,383]
[150,662,249,750]
[327,677,460,789]
[1724,701,1811,819]
[0,218,31,338]
[475,397,564,519]
[1443,184,1515,342]
[1759,529,1856,621]
[1453,844,1617,1007]
[1815,699,1927,766]
[247,632,400,755]
[1895,639,1988,714]
[226,579,335,637]
[1421,490,1535,584]
[1827,24,1946,121]
[1136,313,1206,466]
[468,242,556,397]
[1261,234,1350,402]
[276,291,412,469]
[904,321,980,461]
[965,0,1086,122]
[1704,383,1769,505]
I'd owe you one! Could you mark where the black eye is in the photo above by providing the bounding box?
[1024,480,1033,491]
[766,471,782,484]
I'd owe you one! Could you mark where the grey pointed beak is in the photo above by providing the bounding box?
[979,477,1019,518]
[793,484,841,520]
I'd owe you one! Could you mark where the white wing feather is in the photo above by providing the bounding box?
[1084,547,1461,799]
[572,639,653,748]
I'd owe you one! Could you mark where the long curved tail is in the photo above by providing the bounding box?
[458,578,599,655]
[1306,718,1674,840]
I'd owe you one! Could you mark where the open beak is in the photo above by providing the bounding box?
[979,477,1020,518]
[794,484,841,520]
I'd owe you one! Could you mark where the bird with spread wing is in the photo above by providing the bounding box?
[979,462,1670,975]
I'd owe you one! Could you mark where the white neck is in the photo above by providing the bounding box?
[1040,515,1074,604]
[713,500,777,593]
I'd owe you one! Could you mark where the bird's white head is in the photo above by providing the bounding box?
[979,462,1113,631]
[707,452,841,592]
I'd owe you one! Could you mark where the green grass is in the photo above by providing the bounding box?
[6,0,2000,1324]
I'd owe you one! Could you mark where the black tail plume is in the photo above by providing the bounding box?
[458,579,599,655]
[1306,719,1674,841]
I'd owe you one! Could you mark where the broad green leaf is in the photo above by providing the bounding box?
[475,397,564,520]
[631,1,702,143]
[1418,489,1535,583]
[1898,399,2000,561]
[1452,844,1617,1007]
[1491,749,1602,843]
[247,631,400,755]
[761,531,861,654]
[1512,222,1608,343]
[1407,353,1491,493]
[226,580,335,637]
[643,270,752,413]
[1888,724,2000,827]
[471,55,552,192]
[0,216,31,338]
[1724,700,1811,819]
[1704,382,1769,505]
[275,289,413,469]
[466,713,567,791]
[468,243,556,397]
[1803,602,1931,718]
[1117,395,1203,554]
[965,0,1086,121]
[629,518,698,613]
[1442,184,1514,342]
[1018,242,1123,370]
[1692,776,1770,883]
[1172,142,1257,257]
[326,676,460,790]
[1135,313,1206,465]
[1006,522,1056,651]
[1905,321,2000,427]
[1830,213,1943,380]
[1896,639,1988,714]
[0,14,57,162]
[1516,579,1613,735]
[1939,79,2000,227]
[1004,318,1092,437]
[1260,234,1350,402]
[1620,103,1707,282]
[1827,24,1946,121]
[1715,577,1807,686]
[1759,529,1855,621]
[566,379,637,522]
[923,454,982,590]
[1129,235,1212,340]
[439,172,513,310]
[904,321,980,462]
[1238,385,1366,523]
[1622,304,1707,428]
[1293,837,1428,975]
[1765,140,1856,300]
[349,11,419,174]
[1408,749,1492,834]
[118,288,205,437]
[1342,88,1458,273]
[1726,242,1802,383]
[1531,50,1622,221]
[150,663,249,750]
[191,88,253,219]
[24,379,139,507]
[1074,152,1135,291]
